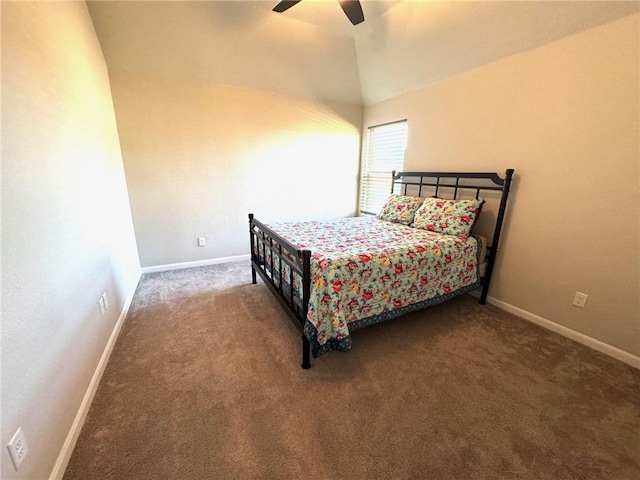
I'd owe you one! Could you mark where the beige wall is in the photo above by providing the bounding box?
[363,14,640,356]
[1,2,140,479]
[109,74,362,267]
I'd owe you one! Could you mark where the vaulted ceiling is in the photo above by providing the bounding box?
[88,1,639,106]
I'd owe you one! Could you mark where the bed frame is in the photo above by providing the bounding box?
[249,169,514,369]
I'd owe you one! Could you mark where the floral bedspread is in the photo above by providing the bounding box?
[264,217,481,357]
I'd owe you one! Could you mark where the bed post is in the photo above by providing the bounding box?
[302,336,311,370]
[391,170,396,194]
[248,213,257,284]
[300,249,312,369]
[480,169,514,304]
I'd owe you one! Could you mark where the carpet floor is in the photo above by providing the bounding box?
[63,261,640,480]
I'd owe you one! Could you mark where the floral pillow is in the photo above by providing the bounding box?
[411,197,484,236]
[377,195,425,225]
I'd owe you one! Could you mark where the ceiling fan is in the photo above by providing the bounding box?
[272,1,365,26]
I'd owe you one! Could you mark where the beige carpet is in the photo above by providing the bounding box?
[64,261,640,480]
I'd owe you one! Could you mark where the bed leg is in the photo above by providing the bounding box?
[479,281,489,305]
[301,335,311,369]
[251,266,257,285]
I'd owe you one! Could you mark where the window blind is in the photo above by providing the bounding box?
[359,120,408,215]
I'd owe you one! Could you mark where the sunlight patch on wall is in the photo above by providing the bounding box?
[246,131,360,222]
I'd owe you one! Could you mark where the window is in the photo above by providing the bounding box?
[358,120,408,215]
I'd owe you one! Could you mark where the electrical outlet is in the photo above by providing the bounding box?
[99,296,106,315]
[7,427,28,471]
[572,291,588,308]
[102,292,109,310]
[198,237,206,247]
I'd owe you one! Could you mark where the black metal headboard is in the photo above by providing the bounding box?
[391,169,515,303]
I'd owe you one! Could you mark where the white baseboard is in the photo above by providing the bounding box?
[470,291,640,369]
[49,271,142,480]
[141,254,250,274]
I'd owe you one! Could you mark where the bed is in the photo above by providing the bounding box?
[249,169,514,369]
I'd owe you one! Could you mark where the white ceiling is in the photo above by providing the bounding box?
[88,1,363,105]
[262,0,403,36]
[88,1,639,106]
[354,0,640,104]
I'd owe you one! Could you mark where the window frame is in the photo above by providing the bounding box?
[358,119,409,216]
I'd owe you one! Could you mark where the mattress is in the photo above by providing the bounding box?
[258,216,483,357]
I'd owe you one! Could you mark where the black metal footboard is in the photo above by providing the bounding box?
[248,214,312,369]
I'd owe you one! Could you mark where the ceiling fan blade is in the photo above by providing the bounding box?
[273,1,303,13]
[339,0,364,25]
